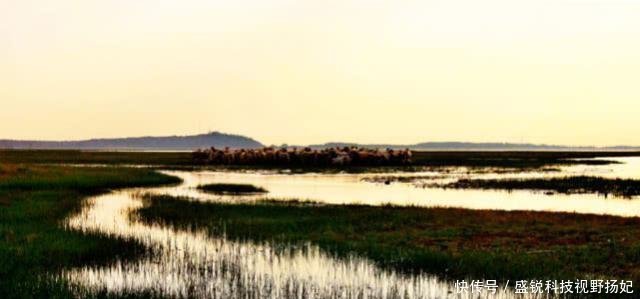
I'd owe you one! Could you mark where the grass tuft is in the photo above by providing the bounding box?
[197,183,267,195]
[441,176,640,198]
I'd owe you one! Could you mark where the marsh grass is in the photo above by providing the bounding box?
[137,195,640,285]
[0,150,192,166]
[410,151,625,168]
[0,165,181,192]
[197,183,268,195]
[0,164,180,298]
[441,176,640,198]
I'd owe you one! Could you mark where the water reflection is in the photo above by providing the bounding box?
[157,157,640,217]
[60,158,640,298]
[63,191,547,298]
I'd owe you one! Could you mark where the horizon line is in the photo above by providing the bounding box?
[1,131,640,149]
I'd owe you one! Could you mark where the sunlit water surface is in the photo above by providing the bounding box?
[60,158,640,298]
[158,157,640,216]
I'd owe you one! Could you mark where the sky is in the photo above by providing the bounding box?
[2,0,640,146]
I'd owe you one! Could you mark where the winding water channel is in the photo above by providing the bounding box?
[60,157,640,298]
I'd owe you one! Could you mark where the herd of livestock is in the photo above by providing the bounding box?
[192,146,413,166]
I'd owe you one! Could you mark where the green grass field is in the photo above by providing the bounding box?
[0,164,180,298]
[138,195,640,285]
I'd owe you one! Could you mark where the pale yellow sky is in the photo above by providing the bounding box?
[2,0,640,146]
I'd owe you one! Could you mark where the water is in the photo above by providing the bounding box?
[63,191,555,299]
[157,157,640,217]
[60,157,640,298]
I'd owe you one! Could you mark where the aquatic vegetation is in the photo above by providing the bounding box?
[439,176,640,198]
[67,190,474,299]
[410,151,622,168]
[197,183,268,195]
[0,165,180,297]
[137,194,640,284]
[361,167,560,184]
[3,152,640,298]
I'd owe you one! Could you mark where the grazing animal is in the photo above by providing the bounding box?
[194,146,412,167]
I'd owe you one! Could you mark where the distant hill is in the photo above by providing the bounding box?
[2,132,638,151]
[0,132,263,150]
[308,142,640,151]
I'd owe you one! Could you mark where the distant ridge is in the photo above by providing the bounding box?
[2,132,639,151]
[0,132,263,150]
[307,142,640,151]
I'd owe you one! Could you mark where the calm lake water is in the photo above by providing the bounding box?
[159,157,640,217]
[60,157,640,298]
